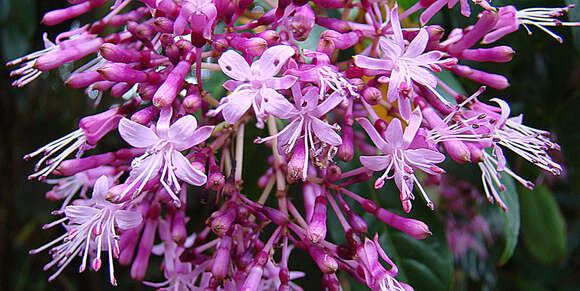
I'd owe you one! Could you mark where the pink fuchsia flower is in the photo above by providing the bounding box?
[208,45,297,128]
[118,107,213,206]
[482,4,580,44]
[256,86,342,180]
[358,109,445,212]
[354,5,456,120]
[30,176,142,285]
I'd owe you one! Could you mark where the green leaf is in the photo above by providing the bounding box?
[496,172,520,266]
[519,185,567,265]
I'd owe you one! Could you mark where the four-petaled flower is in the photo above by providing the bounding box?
[118,107,213,206]
[358,109,445,212]
[209,45,298,128]
[354,4,455,120]
[31,176,142,285]
[256,86,342,180]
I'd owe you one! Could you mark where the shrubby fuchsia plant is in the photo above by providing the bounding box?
[8,0,577,290]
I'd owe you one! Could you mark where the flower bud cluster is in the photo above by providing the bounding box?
[9,0,575,289]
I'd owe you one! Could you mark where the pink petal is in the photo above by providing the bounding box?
[408,65,437,88]
[490,98,511,127]
[276,119,303,153]
[493,145,507,172]
[357,118,391,153]
[385,118,404,147]
[221,89,254,124]
[156,107,172,139]
[403,108,422,146]
[354,55,393,70]
[379,38,403,60]
[218,50,251,81]
[184,126,214,149]
[311,118,342,146]
[172,151,207,186]
[252,45,295,78]
[386,69,403,102]
[412,51,445,65]
[404,29,428,58]
[118,118,159,148]
[92,175,110,200]
[398,97,412,121]
[223,79,243,91]
[390,4,405,51]
[406,148,445,165]
[264,91,298,119]
[360,155,391,171]
[65,205,100,225]
[265,75,298,89]
[312,91,343,117]
[168,115,198,149]
[115,210,143,229]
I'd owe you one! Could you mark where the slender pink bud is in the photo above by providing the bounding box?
[42,0,106,26]
[287,140,307,183]
[98,63,149,83]
[99,43,142,63]
[207,207,236,236]
[65,71,103,88]
[56,152,115,176]
[308,195,327,244]
[308,244,338,273]
[313,0,346,9]
[316,17,351,33]
[131,106,159,125]
[421,105,471,163]
[211,236,232,281]
[375,208,432,239]
[448,65,510,89]
[79,108,123,144]
[153,60,191,108]
[130,216,158,280]
[362,87,382,105]
[459,46,515,63]
[447,10,499,54]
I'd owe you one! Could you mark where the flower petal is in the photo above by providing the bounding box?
[218,50,251,81]
[385,118,404,148]
[360,155,391,171]
[92,175,110,200]
[386,69,403,102]
[118,118,159,148]
[168,115,198,149]
[311,117,342,146]
[357,118,391,153]
[65,205,100,225]
[115,209,143,229]
[408,65,437,88]
[264,91,298,119]
[390,4,405,51]
[171,151,207,186]
[354,55,393,70]
[312,91,342,117]
[404,29,428,58]
[379,37,403,60]
[490,98,511,127]
[179,125,214,150]
[265,75,298,89]
[403,108,422,146]
[252,45,295,78]
[221,89,254,124]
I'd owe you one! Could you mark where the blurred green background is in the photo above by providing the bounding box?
[1,0,579,290]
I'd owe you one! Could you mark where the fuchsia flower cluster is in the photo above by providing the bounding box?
[8,0,577,290]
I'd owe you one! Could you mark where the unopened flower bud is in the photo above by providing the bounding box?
[211,236,232,281]
[375,208,432,239]
[307,195,327,244]
[308,244,338,273]
[362,86,382,105]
